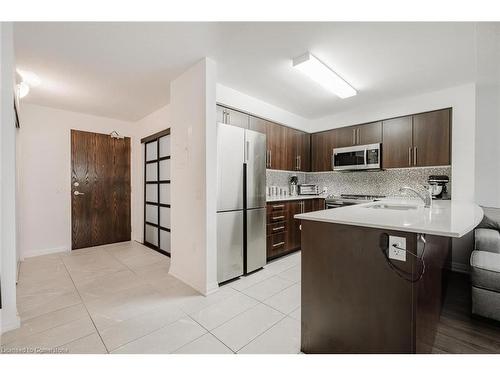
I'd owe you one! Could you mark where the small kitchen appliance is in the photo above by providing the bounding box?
[427,175,449,200]
[298,184,319,195]
[332,143,381,171]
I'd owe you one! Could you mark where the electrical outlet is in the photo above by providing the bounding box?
[388,236,406,262]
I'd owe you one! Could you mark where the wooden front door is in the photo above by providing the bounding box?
[71,130,131,250]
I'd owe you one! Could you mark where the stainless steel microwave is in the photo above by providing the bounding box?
[332,143,381,171]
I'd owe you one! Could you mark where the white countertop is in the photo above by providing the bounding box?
[266,195,327,203]
[294,198,484,238]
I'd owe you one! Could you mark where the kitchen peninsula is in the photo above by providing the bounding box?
[295,200,483,353]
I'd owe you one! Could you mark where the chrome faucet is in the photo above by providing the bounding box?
[399,185,432,208]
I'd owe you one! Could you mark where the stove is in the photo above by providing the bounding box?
[325,194,385,209]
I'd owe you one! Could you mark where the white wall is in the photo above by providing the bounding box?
[17,104,135,258]
[169,58,217,295]
[1,22,20,333]
[475,84,500,208]
[132,104,171,243]
[216,84,310,132]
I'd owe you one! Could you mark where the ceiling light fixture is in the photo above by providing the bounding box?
[17,81,30,98]
[16,69,41,87]
[292,52,357,99]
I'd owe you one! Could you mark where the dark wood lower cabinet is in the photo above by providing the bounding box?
[266,198,325,260]
[301,221,451,353]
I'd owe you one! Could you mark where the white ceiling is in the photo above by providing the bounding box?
[14,22,482,121]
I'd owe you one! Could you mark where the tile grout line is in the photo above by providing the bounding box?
[233,314,290,353]
[185,292,261,333]
[58,253,110,354]
[174,317,236,354]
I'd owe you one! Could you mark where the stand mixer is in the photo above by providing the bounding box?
[427,175,450,200]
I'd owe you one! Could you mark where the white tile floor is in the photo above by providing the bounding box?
[1,241,301,354]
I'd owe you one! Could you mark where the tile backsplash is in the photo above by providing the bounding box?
[267,167,451,198]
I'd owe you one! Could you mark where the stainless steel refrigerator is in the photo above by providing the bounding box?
[216,122,267,283]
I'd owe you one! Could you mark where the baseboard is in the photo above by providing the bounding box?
[168,267,218,296]
[1,313,20,334]
[21,246,69,260]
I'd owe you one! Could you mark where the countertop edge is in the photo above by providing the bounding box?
[295,202,484,238]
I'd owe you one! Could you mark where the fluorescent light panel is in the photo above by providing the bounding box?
[293,52,356,99]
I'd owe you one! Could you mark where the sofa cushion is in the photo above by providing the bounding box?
[470,250,500,293]
[475,228,500,253]
[478,207,500,231]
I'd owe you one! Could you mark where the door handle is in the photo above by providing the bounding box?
[73,191,85,196]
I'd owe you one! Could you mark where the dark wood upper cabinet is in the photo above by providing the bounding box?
[382,116,413,168]
[285,128,311,172]
[224,108,249,129]
[311,130,336,172]
[333,126,357,148]
[217,105,249,129]
[334,122,382,148]
[358,122,382,145]
[249,116,268,134]
[299,131,311,172]
[267,122,287,170]
[412,109,451,167]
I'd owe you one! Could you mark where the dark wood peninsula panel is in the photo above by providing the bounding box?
[301,220,451,353]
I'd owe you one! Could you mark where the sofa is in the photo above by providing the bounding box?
[470,207,500,321]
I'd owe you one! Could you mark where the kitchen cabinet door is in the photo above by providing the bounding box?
[249,116,268,134]
[224,108,249,129]
[299,131,311,171]
[267,122,287,170]
[358,122,382,145]
[334,126,357,148]
[216,105,225,123]
[286,127,300,171]
[382,116,413,168]
[287,201,303,252]
[311,130,336,172]
[412,109,451,167]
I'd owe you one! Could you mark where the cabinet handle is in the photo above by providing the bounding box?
[272,204,284,209]
[272,215,285,220]
[266,150,269,167]
[298,155,301,170]
[269,150,272,168]
[352,129,356,145]
[414,147,417,166]
[227,112,231,124]
[272,226,285,231]
[408,147,412,166]
[273,241,285,248]
[357,129,360,144]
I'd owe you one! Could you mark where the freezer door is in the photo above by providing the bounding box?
[217,123,244,212]
[246,207,266,274]
[217,210,244,283]
[245,129,267,209]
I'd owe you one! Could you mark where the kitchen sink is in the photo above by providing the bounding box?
[366,203,419,211]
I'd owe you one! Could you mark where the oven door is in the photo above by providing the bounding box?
[332,145,367,171]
